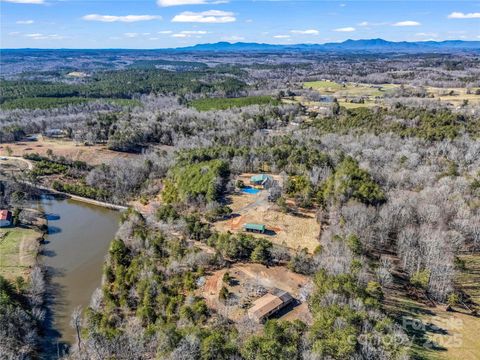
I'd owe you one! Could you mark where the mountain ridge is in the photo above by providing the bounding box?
[2,39,480,52]
[176,38,480,52]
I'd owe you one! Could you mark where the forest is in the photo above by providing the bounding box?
[0,49,479,360]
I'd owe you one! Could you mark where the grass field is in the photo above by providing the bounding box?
[456,254,480,304]
[0,227,41,280]
[0,136,138,166]
[303,81,399,109]
[304,80,345,92]
[304,81,480,108]
[190,95,279,111]
[385,254,480,360]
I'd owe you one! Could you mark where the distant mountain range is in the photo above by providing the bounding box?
[4,38,479,53]
[176,38,480,52]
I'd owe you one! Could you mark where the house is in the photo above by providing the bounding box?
[250,174,272,188]
[248,288,294,323]
[0,210,12,227]
[244,223,266,234]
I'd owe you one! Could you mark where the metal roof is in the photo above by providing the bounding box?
[248,293,283,320]
[248,289,293,321]
[244,223,266,231]
[250,174,270,183]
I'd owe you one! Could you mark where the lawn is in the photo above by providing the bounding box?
[304,80,345,92]
[456,254,480,303]
[0,227,41,280]
[190,95,279,111]
[384,254,480,360]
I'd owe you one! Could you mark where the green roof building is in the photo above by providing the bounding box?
[244,223,266,233]
[250,174,272,187]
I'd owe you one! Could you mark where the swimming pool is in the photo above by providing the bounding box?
[241,186,260,194]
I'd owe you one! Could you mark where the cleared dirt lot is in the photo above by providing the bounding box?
[201,263,312,325]
[215,175,320,253]
[0,136,137,166]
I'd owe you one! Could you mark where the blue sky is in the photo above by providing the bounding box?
[1,0,479,48]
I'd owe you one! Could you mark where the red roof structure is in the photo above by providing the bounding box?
[0,210,12,221]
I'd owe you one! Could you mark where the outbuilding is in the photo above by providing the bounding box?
[0,210,13,227]
[244,223,266,234]
[248,288,294,323]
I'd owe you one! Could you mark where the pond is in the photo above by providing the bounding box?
[38,196,121,347]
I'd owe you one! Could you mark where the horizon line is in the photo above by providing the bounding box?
[1,38,480,51]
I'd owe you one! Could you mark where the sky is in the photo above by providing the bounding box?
[1,0,479,49]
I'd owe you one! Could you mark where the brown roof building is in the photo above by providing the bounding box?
[248,288,293,323]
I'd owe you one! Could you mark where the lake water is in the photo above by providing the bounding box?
[38,196,120,346]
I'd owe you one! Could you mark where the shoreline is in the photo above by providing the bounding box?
[22,181,128,211]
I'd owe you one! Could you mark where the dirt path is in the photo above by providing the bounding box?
[0,156,34,170]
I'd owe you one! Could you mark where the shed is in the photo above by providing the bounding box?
[244,223,266,234]
[0,210,12,227]
[248,289,294,323]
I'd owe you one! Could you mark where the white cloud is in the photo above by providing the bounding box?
[8,31,20,35]
[124,32,139,38]
[415,32,438,38]
[448,12,480,19]
[181,30,208,34]
[273,35,290,39]
[25,33,64,40]
[1,0,44,4]
[392,20,421,26]
[16,20,34,24]
[171,30,208,38]
[222,35,245,41]
[158,30,173,34]
[157,0,227,6]
[290,29,319,35]
[334,27,355,32]
[82,14,162,23]
[172,10,235,23]
[358,21,369,26]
